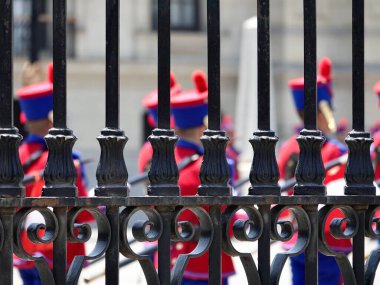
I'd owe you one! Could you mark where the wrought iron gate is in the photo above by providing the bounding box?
[0,0,379,284]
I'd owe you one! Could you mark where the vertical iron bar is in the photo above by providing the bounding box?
[157,0,171,129]
[106,0,120,129]
[0,0,13,128]
[0,209,15,285]
[352,206,366,285]
[258,205,271,285]
[53,207,67,285]
[352,0,364,131]
[105,206,120,285]
[303,0,317,130]
[304,205,318,285]
[30,0,39,63]
[209,206,222,284]
[53,0,67,129]
[158,208,172,284]
[207,0,221,130]
[257,0,270,130]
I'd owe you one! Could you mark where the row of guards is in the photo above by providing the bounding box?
[13,56,380,285]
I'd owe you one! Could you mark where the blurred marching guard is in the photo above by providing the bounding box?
[14,63,92,285]
[277,57,350,285]
[138,72,181,174]
[162,70,235,285]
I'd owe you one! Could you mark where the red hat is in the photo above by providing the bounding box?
[373,81,380,108]
[171,70,208,129]
[141,72,181,126]
[318,57,332,83]
[17,63,53,122]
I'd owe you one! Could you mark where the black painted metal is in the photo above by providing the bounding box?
[303,0,317,130]
[105,206,120,285]
[53,207,67,285]
[95,0,129,198]
[106,0,120,129]
[148,0,179,197]
[207,0,221,130]
[0,0,24,198]
[148,129,180,196]
[0,209,15,285]
[249,130,280,195]
[157,0,171,130]
[353,206,366,285]
[257,0,270,131]
[43,0,78,198]
[344,0,375,196]
[0,0,379,284]
[30,0,40,63]
[0,0,13,128]
[52,0,67,129]
[352,0,364,132]
[157,207,171,284]
[209,206,222,284]
[250,0,280,197]
[304,205,318,285]
[258,205,270,285]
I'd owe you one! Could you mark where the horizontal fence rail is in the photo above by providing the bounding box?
[0,0,379,284]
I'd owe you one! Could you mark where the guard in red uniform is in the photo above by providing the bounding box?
[168,70,235,285]
[277,57,350,285]
[138,72,181,173]
[14,63,91,285]
[372,82,380,181]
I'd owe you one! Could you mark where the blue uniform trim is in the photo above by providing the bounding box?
[24,134,46,146]
[291,84,333,111]
[326,136,347,156]
[177,139,204,155]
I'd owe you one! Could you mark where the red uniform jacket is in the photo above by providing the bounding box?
[14,134,91,269]
[148,139,235,280]
[277,134,351,253]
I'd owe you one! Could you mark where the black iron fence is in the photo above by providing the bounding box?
[0,0,379,284]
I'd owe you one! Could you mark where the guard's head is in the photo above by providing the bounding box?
[141,72,181,128]
[16,63,54,135]
[288,57,336,134]
[171,70,208,137]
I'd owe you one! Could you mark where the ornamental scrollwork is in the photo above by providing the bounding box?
[119,207,163,285]
[13,207,58,285]
[364,206,380,285]
[170,207,213,285]
[222,205,263,284]
[318,205,358,285]
[270,205,311,285]
[66,207,111,285]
